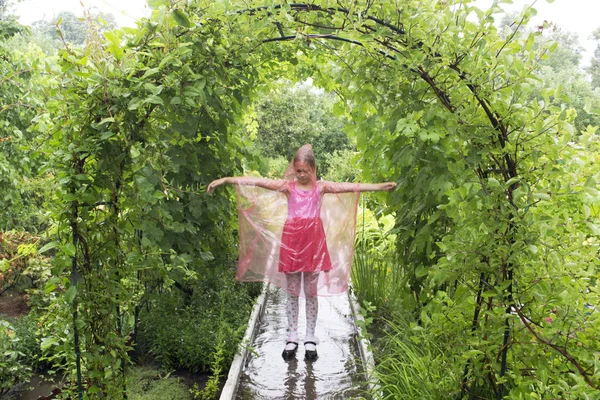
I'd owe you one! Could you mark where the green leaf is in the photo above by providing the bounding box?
[128,97,142,110]
[144,95,164,105]
[61,243,76,257]
[88,385,101,394]
[100,131,116,140]
[415,266,428,278]
[505,176,521,186]
[584,97,592,114]
[584,176,596,187]
[97,117,115,126]
[40,337,58,351]
[147,0,169,9]
[172,9,192,28]
[130,145,141,158]
[44,278,60,294]
[104,31,124,60]
[587,222,600,235]
[532,192,551,201]
[142,68,160,79]
[65,286,77,304]
[39,241,58,254]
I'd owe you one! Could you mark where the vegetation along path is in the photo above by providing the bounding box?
[3,0,600,398]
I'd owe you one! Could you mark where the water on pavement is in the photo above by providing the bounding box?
[236,285,369,400]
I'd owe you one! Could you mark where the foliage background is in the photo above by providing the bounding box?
[1,0,600,399]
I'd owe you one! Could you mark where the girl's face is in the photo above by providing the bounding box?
[294,161,312,185]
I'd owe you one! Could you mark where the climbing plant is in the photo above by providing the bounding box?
[0,18,49,232]
[28,0,600,398]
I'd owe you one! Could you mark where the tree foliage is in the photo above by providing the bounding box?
[0,19,50,232]
[250,82,352,176]
[3,0,600,398]
[588,27,600,89]
[31,11,118,48]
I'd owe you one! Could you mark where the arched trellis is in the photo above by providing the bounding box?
[44,0,596,399]
[188,2,596,396]
[224,4,520,397]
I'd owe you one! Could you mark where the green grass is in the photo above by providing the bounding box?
[373,317,456,400]
[126,367,192,400]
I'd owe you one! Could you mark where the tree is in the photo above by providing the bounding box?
[498,17,600,133]
[587,27,600,88]
[31,11,117,50]
[530,25,600,132]
[0,18,49,232]
[539,26,584,70]
[251,83,353,177]
[23,0,600,398]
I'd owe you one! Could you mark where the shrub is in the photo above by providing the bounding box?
[372,315,458,400]
[139,267,257,373]
[352,206,402,313]
[10,314,42,369]
[126,366,192,400]
[0,319,33,397]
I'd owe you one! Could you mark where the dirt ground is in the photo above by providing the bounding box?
[0,290,30,317]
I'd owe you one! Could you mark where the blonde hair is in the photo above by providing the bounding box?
[293,144,316,170]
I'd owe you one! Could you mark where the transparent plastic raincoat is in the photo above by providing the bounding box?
[235,145,359,296]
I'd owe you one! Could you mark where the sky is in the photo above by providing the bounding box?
[11,0,150,28]
[475,0,600,65]
[9,0,600,65]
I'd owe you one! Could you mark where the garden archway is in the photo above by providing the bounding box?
[44,0,591,398]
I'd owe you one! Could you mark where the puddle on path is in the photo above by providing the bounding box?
[236,285,369,400]
[10,373,61,400]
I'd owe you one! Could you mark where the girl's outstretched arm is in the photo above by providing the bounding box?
[207,176,288,193]
[320,181,397,194]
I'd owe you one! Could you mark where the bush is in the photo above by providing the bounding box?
[10,314,41,369]
[372,315,459,400]
[352,207,401,313]
[0,231,52,296]
[139,267,258,373]
[321,149,358,182]
[127,366,192,400]
[0,319,33,397]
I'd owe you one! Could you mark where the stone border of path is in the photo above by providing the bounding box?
[219,283,380,400]
[347,287,382,396]
[219,282,269,400]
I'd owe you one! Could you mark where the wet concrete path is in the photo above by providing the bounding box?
[235,285,369,400]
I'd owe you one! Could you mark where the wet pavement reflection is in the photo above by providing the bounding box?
[236,285,369,400]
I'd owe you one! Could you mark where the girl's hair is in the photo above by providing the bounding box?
[282,144,317,181]
[293,144,316,170]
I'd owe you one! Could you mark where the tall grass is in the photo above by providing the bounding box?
[352,205,403,312]
[352,205,460,399]
[352,252,401,312]
[374,317,456,400]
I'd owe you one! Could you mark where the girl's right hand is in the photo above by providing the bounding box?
[207,178,225,193]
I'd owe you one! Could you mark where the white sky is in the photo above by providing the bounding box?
[9,0,600,65]
[11,0,150,27]
[475,0,599,64]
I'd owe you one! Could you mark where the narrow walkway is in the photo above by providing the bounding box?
[235,285,369,400]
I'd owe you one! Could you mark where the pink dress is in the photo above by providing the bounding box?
[234,179,359,296]
[278,183,332,274]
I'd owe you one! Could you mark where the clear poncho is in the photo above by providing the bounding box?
[234,145,359,296]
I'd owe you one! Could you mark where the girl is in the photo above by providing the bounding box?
[207,144,395,360]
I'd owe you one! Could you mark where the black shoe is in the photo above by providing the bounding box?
[304,341,318,361]
[282,341,298,360]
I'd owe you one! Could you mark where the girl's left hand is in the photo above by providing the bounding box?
[382,182,397,192]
